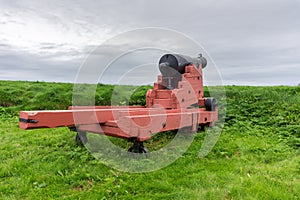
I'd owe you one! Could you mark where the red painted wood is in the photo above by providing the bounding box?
[19,62,218,142]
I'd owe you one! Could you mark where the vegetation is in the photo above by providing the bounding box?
[0,80,299,199]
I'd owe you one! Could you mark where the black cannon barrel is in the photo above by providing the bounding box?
[159,54,207,76]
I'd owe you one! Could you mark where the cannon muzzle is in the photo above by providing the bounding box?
[159,54,207,77]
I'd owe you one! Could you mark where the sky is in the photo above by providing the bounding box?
[0,0,299,86]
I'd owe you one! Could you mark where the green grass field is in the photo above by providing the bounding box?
[0,80,299,199]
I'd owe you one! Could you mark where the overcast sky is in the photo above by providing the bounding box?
[0,0,299,85]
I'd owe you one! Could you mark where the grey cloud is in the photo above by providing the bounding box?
[0,0,299,85]
[0,45,80,82]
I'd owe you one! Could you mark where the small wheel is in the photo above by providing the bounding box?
[141,146,150,157]
[199,124,209,132]
[128,146,147,153]
[127,140,150,157]
[128,146,135,153]
[205,98,217,111]
[75,131,87,146]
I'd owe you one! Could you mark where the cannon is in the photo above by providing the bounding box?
[158,54,207,90]
[19,53,218,155]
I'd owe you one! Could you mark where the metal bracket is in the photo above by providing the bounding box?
[19,118,38,124]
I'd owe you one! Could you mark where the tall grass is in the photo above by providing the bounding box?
[0,81,299,199]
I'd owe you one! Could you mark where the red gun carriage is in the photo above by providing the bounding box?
[19,54,218,154]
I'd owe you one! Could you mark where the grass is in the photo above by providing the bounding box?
[0,81,299,199]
